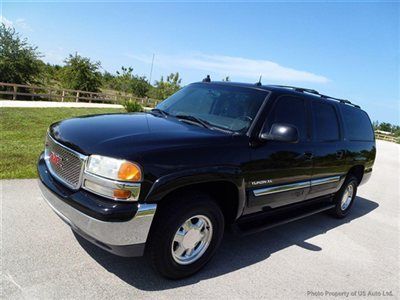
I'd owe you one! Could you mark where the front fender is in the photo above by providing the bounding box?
[144,166,246,219]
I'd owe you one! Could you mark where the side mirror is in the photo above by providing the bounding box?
[260,123,299,143]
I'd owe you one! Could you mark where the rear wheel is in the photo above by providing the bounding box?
[147,193,224,279]
[330,176,358,218]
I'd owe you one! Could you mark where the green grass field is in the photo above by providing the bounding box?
[0,107,124,179]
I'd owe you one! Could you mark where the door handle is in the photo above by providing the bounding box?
[336,150,344,159]
[304,152,314,160]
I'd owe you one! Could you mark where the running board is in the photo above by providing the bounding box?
[233,203,335,236]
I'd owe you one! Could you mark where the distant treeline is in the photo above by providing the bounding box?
[0,23,181,100]
[372,121,400,137]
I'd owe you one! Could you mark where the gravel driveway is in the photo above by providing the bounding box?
[1,140,399,299]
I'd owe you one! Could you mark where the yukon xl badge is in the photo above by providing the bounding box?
[251,180,273,186]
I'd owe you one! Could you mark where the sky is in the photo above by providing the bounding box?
[1,1,399,124]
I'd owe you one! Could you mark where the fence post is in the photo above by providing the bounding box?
[76,91,80,102]
[61,90,65,102]
[31,88,35,100]
[48,88,52,101]
[13,85,17,100]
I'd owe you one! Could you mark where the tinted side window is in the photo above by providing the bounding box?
[340,105,374,141]
[312,102,340,142]
[266,96,307,141]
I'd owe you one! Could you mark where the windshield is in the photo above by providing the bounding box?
[156,83,268,133]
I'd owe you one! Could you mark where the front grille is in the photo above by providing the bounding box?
[45,134,85,189]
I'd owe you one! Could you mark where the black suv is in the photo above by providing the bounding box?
[38,81,376,279]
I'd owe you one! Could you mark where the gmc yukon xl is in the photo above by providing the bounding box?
[38,81,376,279]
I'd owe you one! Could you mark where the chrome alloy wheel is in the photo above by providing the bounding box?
[341,184,354,211]
[171,215,213,265]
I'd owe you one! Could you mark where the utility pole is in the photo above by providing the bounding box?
[149,53,155,85]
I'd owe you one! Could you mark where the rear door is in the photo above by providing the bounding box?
[246,95,313,212]
[307,100,346,199]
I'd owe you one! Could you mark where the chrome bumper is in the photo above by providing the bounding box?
[38,179,157,253]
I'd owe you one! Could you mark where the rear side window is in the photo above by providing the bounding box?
[340,105,374,141]
[312,101,340,142]
[266,96,307,141]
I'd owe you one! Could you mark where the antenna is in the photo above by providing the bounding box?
[202,75,211,82]
[255,75,262,86]
[149,53,155,84]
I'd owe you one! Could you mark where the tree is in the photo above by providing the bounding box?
[101,71,115,89]
[60,53,102,92]
[378,122,392,132]
[149,72,182,99]
[110,66,150,97]
[0,24,42,84]
[131,76,150,97]
[37,62,63,86]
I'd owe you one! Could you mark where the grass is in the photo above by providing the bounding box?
[0,107,124,179]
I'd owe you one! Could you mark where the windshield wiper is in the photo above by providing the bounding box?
[174,114,212,129]
[150,108,169,117]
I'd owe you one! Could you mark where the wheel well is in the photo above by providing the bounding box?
[157,181,239,224]
[347,165,364,184]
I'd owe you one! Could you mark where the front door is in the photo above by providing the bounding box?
[246,95,313,213]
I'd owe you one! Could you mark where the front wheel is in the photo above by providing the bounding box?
[147,193,224,279]
[330,175,358,218]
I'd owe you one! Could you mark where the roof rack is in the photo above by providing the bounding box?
[271,85,361,108]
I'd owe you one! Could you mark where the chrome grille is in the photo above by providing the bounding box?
[45,134,85,189]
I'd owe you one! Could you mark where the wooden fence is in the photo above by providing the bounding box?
[374,131,398,143]
[0,82,160,107]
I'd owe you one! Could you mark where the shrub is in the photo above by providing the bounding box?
[123,100,142,112]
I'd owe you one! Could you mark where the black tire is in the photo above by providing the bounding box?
[330,175,358,218]
[147,192,225,279]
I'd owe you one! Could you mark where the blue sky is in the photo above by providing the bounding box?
[1,1,399,124]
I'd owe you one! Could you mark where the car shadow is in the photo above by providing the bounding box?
[74,196,378,291]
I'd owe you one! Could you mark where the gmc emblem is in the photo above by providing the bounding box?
[49,151,63,168]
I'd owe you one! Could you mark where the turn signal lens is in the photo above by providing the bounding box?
[113,189,132,199]
[118,162,142,182]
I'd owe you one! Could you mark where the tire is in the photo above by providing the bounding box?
[330,175,358,218]
[147,192,225,279]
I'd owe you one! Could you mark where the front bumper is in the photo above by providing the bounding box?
[38,156,157,257]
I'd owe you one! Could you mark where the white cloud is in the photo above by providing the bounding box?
[15,18,32,31]
[127,52,329,83]
[0,16,32,31]
[0,16,13,28]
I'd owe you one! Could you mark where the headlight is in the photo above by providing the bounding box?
[86,155,142,182]
[82,155,142,201]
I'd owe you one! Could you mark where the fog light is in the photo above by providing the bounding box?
[84,180,114,198]
[84,180,132,200]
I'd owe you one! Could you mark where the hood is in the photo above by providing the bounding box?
[49,113,232,158]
